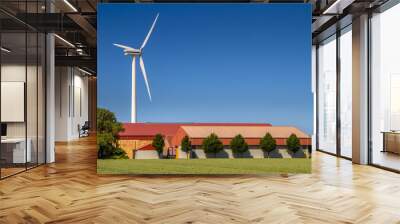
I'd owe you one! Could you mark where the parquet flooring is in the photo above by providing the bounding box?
[1,136,400,223]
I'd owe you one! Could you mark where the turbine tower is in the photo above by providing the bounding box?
[114,13,159,123]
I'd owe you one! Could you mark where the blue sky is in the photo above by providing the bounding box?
[98,4,312,133]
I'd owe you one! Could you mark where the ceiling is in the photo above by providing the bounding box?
[0,0,392,75]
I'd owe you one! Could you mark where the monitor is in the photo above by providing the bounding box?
[1,123,7,137]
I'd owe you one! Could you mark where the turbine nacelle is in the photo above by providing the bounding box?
[124,50,142,56]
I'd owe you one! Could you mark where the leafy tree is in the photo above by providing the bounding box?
[287,134,301,153]
[181,135,192,159]
[202,133,223,157]
[260,133,276,157]
[152,134,165,155]
[97,108,127,159]
[230,134,248,158]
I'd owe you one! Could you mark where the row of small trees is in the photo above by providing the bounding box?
[152,133,301,159]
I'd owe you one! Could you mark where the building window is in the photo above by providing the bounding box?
[370,3,400,171]
[317,35,337,154]
[339,26,352,158]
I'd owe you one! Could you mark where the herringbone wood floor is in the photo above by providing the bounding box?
[1,136,400,224]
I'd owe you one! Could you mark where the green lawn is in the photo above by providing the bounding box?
[97,158,311,174]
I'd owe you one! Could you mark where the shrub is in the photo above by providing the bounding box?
[97,108,127,159]
[230,134,248,157]
[109,148,129,159]
[181,135,192,159]
[152,134,165,155]
[260,133,276,157]
[287,134,301,153]
[202,133,223,157]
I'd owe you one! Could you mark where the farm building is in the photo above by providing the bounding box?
[117,123,310,159]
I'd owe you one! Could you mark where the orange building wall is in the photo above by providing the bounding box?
[118,139,152,159]
[120,127,312,158]
[171,128,189,147]
[189,138,311,146]
[170,127,312,148]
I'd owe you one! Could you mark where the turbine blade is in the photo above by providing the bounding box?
[140,13,159,49]
[113,43,138,51]
[139,55,152,102]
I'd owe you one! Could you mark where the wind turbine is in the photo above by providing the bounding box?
[114,13,159,123]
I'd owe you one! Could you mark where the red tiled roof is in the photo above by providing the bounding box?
[118,122,271,138]
[119,123,181,137]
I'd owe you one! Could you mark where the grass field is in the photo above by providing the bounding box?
[97,158,311,174]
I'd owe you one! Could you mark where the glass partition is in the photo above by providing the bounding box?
[371,3,400,171]
[317,35,337,154]
[1,30,28,177]
[0,1,46,179]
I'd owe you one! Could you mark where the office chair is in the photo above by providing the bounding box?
[79,121,90,138]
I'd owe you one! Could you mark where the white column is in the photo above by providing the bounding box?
[352,14,369,164]
[45,1,56,163]
[46,33,55,163]
[131,56,136,123]
[312,45,317,151]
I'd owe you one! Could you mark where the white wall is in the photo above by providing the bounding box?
[55,67,89,141]
[72,72,89,138]
[1,65,27,141]
[1,62,46,164]
[55,67,69,141]
[1,65,40,137]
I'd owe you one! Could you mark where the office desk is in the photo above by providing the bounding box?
[382,131,400,154]
[1,138,31,163]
